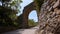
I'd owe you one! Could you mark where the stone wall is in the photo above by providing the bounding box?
[38,0,60,34]
[38,8,60,34]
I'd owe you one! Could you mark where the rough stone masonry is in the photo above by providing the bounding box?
[38,0,60,34]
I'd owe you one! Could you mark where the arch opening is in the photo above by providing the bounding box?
[28,10,38,27]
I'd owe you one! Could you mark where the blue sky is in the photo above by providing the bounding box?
[17,0,38,22]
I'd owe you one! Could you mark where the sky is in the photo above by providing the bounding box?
[17,0,38,22]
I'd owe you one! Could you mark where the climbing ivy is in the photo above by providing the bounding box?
[34,0,44,12]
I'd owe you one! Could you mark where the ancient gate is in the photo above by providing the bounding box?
[22,2,38,28]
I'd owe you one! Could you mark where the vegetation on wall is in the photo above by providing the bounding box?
[34,0,44,12]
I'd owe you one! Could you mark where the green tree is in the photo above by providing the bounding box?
[28,19,38,27]
[0,0,22,26]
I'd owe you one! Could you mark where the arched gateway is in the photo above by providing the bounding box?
[17,2,38,28]
[22,2,38,28]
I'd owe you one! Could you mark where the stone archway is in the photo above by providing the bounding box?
[22,2,38,28]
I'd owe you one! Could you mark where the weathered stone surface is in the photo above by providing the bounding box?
[38,0,60,34]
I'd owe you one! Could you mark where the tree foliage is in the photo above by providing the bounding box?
[28,19,38,27]
[1,0,22,11]
[0,0,22,26]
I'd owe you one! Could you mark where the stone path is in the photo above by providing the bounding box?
[2,26,39,34]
